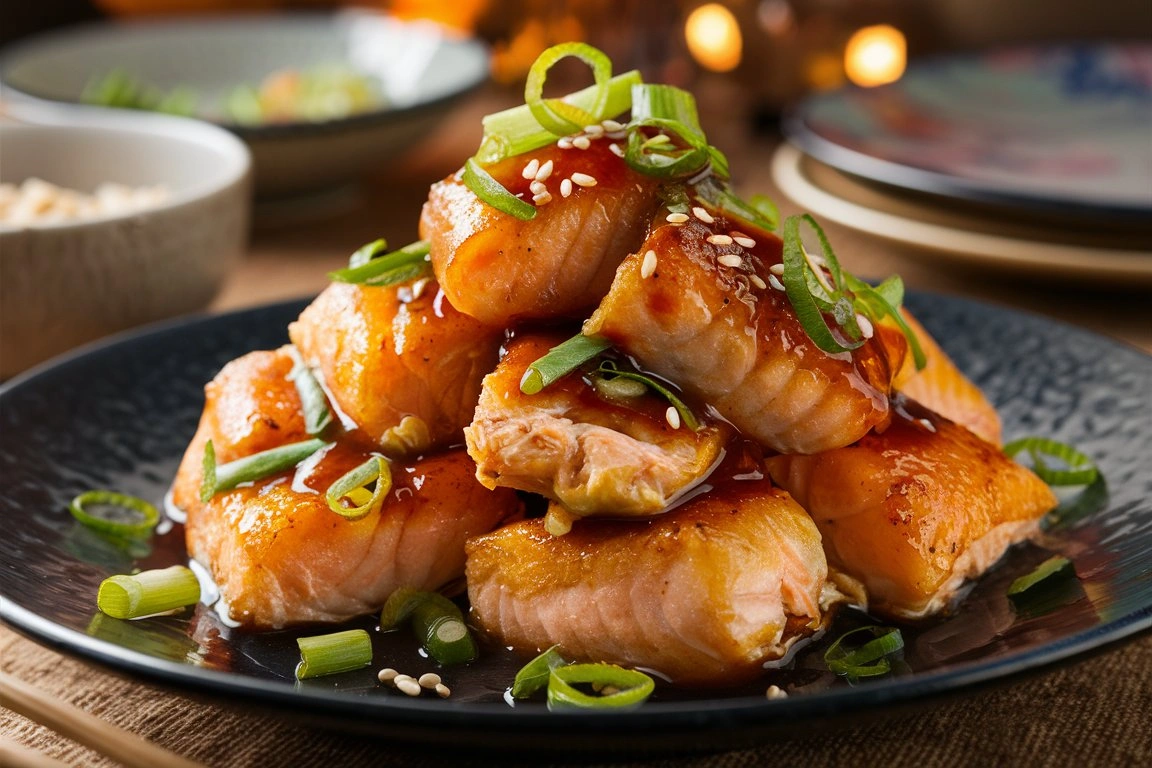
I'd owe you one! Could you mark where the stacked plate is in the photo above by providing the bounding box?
[776,43,1152,285]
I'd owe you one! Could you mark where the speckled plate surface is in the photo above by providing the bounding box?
[1,295,1150,754]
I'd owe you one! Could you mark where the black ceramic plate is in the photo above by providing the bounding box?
[2,294,1150,755]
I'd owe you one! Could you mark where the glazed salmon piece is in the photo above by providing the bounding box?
[465,333,729,519]
[586,215,907,454]
[466,478,831,686]
[419,140,662,326]
[186,445,521,628]
[288,281,502,453]
[892,309,1002,444]
[766,400,1056,619]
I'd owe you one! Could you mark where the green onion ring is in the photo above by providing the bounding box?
[325,456,391,521]
[524,42,612,136]
[328,240,431,285]
[624,118,711,179]
[520,333,613,394]
[200,438,328,503]
[546,663,655,710]
[463,158,537,221]
[824,625,904,680]
[780,216,864,356]
[69,490,159,538]
[511,645,568,699]
[1003,437,1099,486]
[596,361,700,431]
[1008,556,1073,597]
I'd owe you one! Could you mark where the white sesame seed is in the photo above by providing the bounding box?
[768,274,786,292]
[718,254,743,268]
[601,119,624,132]
[750,274,767,290]
[666,212,689,224]
[418,673,442,689]
[529,180,547,195]
[572,136,591,150]
[609,142,625,158]
[856,313,875,339]
[557,137,573,149]
[583,124,605,136]
[560,178,573,198]
[665,406,681,430]
[605,130,628,139]
[692,206,715,223]
[534,159,554,181]
[435,683,451,698]
[766,685,788,700]
[521,158,540,180]
[571,172,598,187]
[396,678,421,697]
[641,249,658,278]
[733,236,757,248]
[378,668,399,684]
[707,234,734,246]
[769,263,785,276]
[532,192,553,205]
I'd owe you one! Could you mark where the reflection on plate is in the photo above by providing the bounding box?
[1,298,1150,754]
[785,44,1152,218]
[771,143,1152,286]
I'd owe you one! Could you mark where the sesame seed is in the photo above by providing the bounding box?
[665,406,681,430]
[378,668,399,684]
[534,159,554,181]
[718,254,743,268]
[707,234,734,246]
[769,263,785,276]
[572,136,591,150]
[418,673,442,689]
[766,685,788,700]
[532,192,553,205]
[768,274,786,292]
[733,235,757,248]
[692,206,715,223]
[396,678,421,697]
[666,212,689,224]
[571,172,598,187]
[856,313,875,339]
[557,137,573,149]
[560,178,573,197]
[435,683,451,698]
[521,158,540,180]
[640,249,658,278]
[643,134,671,148]
[600,685,621,696]
[609,142,625,158]
[583,124,605,136]
[605,130,628,139]
[601,119,624,132]
[529,180,547,195]
[750,274,767,290]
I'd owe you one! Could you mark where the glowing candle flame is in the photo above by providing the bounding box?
[685,3,743,73]
[845,25,906,87]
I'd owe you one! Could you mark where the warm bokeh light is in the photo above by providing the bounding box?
[684,3,743,73]
[844,24,907,87]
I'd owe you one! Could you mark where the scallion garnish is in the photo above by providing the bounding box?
[328,240,431,286]
[824,625,904,681]
[380,588,478,666]
[1002,437,1099,486]
[511,645,568,699]
[1008,556,1073,597]
[287,347,332,436]
[347,238,387,268]
[524,42,613,136]
[462,157,538,220]
[199,438,328,503]
[519,333,613,394]
[595,361,700,431]
[97,565,200,620]
[325,456,391,521]
[295,629,373,679]
[69,490,159,538]
[748,194,780,231]
[546,663,655,711]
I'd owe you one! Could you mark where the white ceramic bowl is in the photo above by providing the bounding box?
[0,117,251,378]
[0,11,490,198]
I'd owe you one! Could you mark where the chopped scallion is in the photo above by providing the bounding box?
[1008,556,1074,597]
[69,490,159,538]
[824,625,904,681]
[325,456,391,521]
[546,663,655,710]
[287,347,332,436]
[97,565,200,619]
[520,334,612,395]
[379,588,477,666]
[511,645,568,699]
[596,361,699,431]
[781,216,864,357]
[328,240,431,286]
[295,629,373,679]
[524,43,613,136]
[200,438,328,503]
[1003,437,1099,486]
[462,158,538,220]
[347,238,387,268]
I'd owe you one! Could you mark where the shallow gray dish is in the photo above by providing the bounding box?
[0,293,1149,755]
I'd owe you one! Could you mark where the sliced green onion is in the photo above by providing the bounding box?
[625,84,721,180]
[511,645,568,699]
[520,334,612,394]
[200,438,328,503]
[1003,437,1100,486]
[477,70,641,163]
[463,158,537,221]
[824,626,904,680]
[69,491,159,538]
[328,240,431,285]
[1008,556,1074,597]
[596,361,699,431]
[546,663,655,710]
[697,183,778,233]
[287,347,332,436]
[97,565,200,619]
[781,216,864,356]
[1046,474,1109,530]
[748,194,780,232]
[524,42,613,136]
[347,238,387,268]
[631,84,704,139]
[325,456,391,521]
[295,629,373,679]
[379,588,477,666]
[843,273,927,370]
